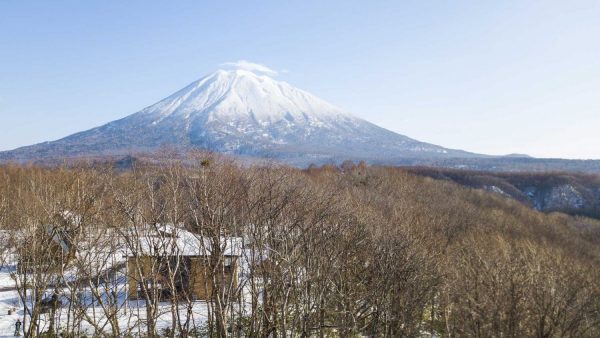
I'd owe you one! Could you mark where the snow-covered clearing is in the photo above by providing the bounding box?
[0,265,216,337]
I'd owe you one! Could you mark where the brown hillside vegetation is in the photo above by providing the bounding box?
[406,167,600,219]
[0,158,599,337]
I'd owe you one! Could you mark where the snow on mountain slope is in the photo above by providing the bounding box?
[0,62,479,166]
[144,69,344,123]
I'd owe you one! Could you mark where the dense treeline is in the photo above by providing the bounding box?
[0,156,599,337]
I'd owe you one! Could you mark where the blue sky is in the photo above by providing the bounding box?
[1,1,599,159]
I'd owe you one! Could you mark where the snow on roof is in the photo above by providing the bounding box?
[125,224,243,257]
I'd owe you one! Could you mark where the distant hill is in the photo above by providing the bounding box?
[406,167,600,219]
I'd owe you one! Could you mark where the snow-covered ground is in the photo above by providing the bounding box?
[0,264,216,337]
[0,226,261,337]
[0,266,20,338]
[0,251,256,336]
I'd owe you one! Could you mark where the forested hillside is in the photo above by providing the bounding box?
[406,167,600,219]
[0,157,599,337]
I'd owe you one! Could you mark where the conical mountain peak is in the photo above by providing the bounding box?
[0,62,476,165]
[140,64,350,127]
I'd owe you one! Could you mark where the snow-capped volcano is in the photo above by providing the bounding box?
[146,68,345,123]
[0,62,478,165]
[137,67,361,151]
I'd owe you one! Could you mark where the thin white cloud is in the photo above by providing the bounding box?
[220,60,279,76]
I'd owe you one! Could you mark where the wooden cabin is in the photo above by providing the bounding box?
[17,221,79,273]
[125,224,242,301]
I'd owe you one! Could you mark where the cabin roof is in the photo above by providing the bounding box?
[124,224,243,257]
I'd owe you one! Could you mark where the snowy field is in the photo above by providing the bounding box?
[0,265,219,337]
[0,228,256,337]
[0,266,21,337]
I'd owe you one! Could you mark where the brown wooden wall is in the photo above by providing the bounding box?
[127,256,239,301]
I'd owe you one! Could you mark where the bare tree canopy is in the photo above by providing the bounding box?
[0,158,599,337]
